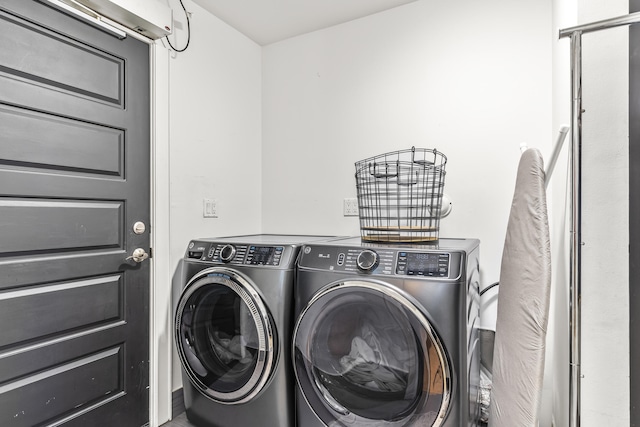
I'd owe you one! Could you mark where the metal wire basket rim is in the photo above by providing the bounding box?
[354,147,447,165]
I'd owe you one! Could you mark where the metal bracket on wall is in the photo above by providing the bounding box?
[39,0,127,39]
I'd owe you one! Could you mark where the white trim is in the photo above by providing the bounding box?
[102,18,173,426]
[150,39,173,426]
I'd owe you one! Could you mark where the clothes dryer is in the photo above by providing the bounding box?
[174,234,330,427]
[293,237,480,427]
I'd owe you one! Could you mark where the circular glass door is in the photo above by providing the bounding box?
[175,268,275,404]
[293,280,451,426]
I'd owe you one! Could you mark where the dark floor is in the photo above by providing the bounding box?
[160,412,196,427]
[163,412,489,427]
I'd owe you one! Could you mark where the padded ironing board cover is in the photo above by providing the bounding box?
[488,148,551,427]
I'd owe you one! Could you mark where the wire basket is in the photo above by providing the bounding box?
[354,147,447,243]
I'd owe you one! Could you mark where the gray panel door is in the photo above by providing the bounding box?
[0,1,150,426]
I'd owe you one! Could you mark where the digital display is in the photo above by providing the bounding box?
[397,252,449,276]
[407,253,440,272]
[251,246,273,264]
[246,246,284,266]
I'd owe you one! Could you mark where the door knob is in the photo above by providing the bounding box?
[126,248,149,263]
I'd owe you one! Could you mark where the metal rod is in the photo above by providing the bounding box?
[560,10,640,38]
[569,30,582,427]
[545,125,570,189]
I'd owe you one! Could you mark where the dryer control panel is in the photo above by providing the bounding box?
[186,241,286,266]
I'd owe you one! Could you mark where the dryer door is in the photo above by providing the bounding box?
[293,280,451,426]
[175,267,275,404]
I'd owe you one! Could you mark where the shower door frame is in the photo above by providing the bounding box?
[559,9,640,427]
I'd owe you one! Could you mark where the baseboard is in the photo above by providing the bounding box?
[172,388,185,418]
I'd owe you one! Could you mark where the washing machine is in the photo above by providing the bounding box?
[293,237,481,427]
[174,234,331,427]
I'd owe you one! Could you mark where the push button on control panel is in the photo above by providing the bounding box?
[397,252,408,274]
[272,247,283,266]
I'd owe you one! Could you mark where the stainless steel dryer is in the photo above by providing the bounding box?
[174,234,330,427]
[293,237,480,427]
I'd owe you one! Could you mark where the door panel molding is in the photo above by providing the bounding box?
[0,104,125,177]
[0,199,123,255]
[0,274,123,347]
[0,347,124,427]
[0,10,124,105]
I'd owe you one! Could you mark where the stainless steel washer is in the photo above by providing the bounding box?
[174,234,330,427]
[293,237,481,427]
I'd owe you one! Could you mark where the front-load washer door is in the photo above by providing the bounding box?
[175,267,276,404]
[293,280,451,427]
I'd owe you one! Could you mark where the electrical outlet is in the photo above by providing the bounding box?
[343,198,359,216]
[203,198,218,218]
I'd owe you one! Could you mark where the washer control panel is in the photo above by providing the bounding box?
[186,241,285,266]
[300,244,460,279]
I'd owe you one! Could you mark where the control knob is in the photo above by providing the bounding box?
[219,244,236,263]
[356,250,379,272]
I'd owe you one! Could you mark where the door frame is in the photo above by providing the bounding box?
[150,38,172,427]
[630,2,640,423]
[110,22,172,427]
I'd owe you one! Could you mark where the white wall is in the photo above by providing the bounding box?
[166,0,263,390]
[262,0,553,328]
